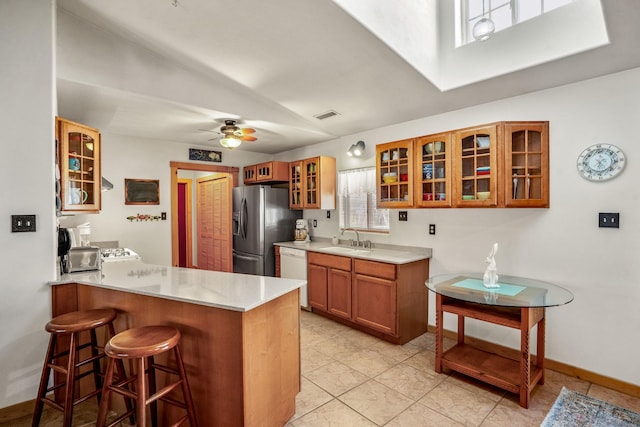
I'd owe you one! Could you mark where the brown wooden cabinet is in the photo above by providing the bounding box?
[376,139,414,208]
[289,156,336,210]
[242,161,288,185]
[503,122,549,207]
[453,124,499,207]
[414,133,452,207]
[56,117,101,213]
[307,251,429,344]
[377,121,549,209]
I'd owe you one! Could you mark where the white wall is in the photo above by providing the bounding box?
[0,0,56,409]
[276,67,640,386]
[60,135,270,265]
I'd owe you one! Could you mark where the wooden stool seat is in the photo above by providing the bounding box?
[97,325,198,427]
[106,325,181,359]
[45,308,117,334]
[33,308,132,427]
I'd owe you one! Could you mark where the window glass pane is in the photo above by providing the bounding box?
[491,4,513,31]
[543,0,572,13]
[518,1,541,22]
[338,167,389,232]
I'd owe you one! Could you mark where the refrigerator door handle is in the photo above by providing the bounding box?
[241,197,248,239]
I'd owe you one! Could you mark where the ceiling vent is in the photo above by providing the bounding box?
[313,110,340,120]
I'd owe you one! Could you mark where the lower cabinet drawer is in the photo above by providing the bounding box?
[354,259,396,280]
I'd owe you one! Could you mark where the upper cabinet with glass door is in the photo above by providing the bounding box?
[414,133,452,207]
[57,117,101,213]
[289,156,336,210]
[504,122,549,207]
[376,139,413,208]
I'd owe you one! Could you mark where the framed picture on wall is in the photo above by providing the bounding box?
[124,179,160,205]
[189,148,222,162]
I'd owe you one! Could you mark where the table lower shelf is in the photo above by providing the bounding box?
[441,343,543,395]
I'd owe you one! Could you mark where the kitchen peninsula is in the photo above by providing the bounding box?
[52,261,305,426]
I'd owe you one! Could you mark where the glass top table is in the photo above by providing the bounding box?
[426,273,574,408]
[426,273,574,308]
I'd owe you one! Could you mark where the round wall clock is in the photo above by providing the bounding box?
[577,143,626,181]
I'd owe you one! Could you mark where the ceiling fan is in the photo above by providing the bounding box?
[201,119,257,148]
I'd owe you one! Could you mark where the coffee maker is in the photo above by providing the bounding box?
[57,227,72,273]
[293,219,309,244]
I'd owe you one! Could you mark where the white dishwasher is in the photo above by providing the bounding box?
[279,246,308,309]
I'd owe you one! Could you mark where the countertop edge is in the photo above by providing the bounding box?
[275,241,432,264]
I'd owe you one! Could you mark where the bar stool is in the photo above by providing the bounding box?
[96,325,198,427]
[32,308,131,427]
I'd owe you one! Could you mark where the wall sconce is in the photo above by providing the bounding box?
[347,140,365,157]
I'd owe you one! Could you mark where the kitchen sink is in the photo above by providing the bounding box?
[317,246,372,255]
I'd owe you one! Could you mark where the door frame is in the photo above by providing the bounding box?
[170,161,239,267]
[177,178,193,267]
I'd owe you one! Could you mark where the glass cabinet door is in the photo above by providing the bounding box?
[289,160,303,209]
[303,158,320,208]
[414,133,451,207]
[377,139,413,207]
[59,119,101,212]
[504,122,549,207]
[454,125,498,207]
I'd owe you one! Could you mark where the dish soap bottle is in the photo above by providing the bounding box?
[331,235,339,245]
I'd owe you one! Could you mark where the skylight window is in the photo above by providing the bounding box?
[460,0,574,45]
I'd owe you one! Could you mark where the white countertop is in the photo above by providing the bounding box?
[275,241,432,264]
[52,261,306,312]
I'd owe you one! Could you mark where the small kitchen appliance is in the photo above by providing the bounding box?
[58,227,72,273]
[293,219,309,244]
[67,247,102,272]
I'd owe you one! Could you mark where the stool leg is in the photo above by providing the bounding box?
[32,334,57,427]
[174,345,198,427]
[62,332,78,426]
[107,322,135,425]
[148,355,158,427]
[96,357,116,427]
[136,357,147,427]
[90,328,103,401]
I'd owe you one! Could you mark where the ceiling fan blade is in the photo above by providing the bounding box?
[241,135,258,142]
[240,128,256,135]
[198,128,219,133]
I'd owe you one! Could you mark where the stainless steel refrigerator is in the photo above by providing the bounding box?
[232,185,302,276]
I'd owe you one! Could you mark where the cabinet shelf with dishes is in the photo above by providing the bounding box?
[56,117,101,213]
[376,121,549,209]
[454,124,499,207]
[376,139,414,208]
[414,133,452,207]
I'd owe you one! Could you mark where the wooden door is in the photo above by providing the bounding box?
[328,268,352,320]
[308,263,328,311]
[196,175,232,272]
[353,273,397,335]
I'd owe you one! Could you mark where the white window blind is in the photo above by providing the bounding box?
[338,168,389,232]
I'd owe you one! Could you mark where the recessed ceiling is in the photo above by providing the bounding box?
[55,0,640,154]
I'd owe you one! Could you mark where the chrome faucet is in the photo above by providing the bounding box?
[341,228,360,247]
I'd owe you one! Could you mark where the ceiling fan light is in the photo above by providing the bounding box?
[220,137,241,148]
[473,17,495,41]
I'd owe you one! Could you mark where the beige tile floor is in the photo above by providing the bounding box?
[288,310,640,426]
[6,309,640,426]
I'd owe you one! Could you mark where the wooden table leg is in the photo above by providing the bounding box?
[457,315,465,345]
[435,294,443,373]
[537,309,546,385]
[520,307,531,409]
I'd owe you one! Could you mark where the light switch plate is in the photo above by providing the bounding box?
[11,214,36,232]
[399,211,408,221]
[599,212,619,228]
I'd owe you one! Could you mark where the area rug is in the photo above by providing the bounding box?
[541,387,640,426]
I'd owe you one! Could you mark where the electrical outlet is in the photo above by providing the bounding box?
[398,211,408,221]
[326,211,331,219]
[161,212,167,220]
[599,212,619,228]
[11,214,36,232]
[429,224,436,235]
[313,219,317,227]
